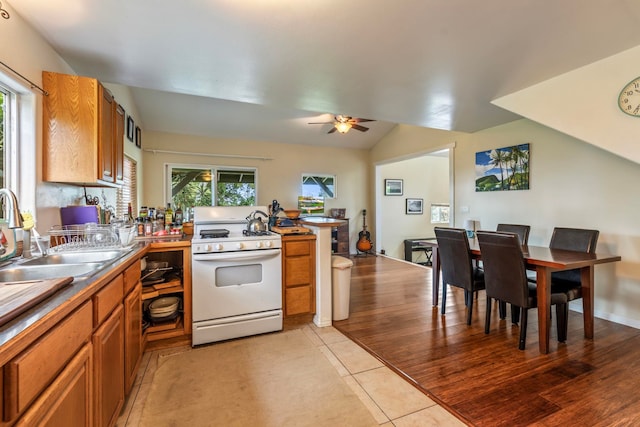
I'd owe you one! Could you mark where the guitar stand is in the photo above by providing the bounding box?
[355,247,376,257]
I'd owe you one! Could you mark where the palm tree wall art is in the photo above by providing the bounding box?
[475,143,530,192]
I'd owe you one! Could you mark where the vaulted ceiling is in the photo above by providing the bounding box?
[8,0,640,149]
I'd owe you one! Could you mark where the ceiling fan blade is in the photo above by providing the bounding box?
[327,127,338,134]
[350,118,375,123]
[351,124,369,132]
[308,122,333,125]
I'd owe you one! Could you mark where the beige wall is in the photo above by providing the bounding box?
[377,155,449,259]
[372,118,640,328]
[142,131,370,254]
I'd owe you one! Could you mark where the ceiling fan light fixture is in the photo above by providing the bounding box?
[335,122,352,133]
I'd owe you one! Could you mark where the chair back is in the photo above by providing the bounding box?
[434,227,474,291]
[496,224,530,245]
[477,231,531,308]
[549,227,599,253]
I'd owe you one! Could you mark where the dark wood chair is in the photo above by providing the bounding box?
[496,223,530,245]
[477,231,570,350]
[496,224,531,322]
[434,227,485,325]
[549,227,599,341]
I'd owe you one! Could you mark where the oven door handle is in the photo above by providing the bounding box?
[193,248,281,262]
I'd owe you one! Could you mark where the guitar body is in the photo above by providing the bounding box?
[356,209,373,253]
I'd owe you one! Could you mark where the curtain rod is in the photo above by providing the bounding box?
[0,60,48,96]
[143,148,273,161]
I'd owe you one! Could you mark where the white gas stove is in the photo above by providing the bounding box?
[191,206,283,346]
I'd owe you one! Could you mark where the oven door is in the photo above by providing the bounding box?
[192,248,282,322]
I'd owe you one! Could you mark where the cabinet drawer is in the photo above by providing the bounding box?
[284,257,314,287]
[3,301,93,421]
[123,260,141,295]
[94,275,124,326]
[284,241,311,256]
[285,286,315,316]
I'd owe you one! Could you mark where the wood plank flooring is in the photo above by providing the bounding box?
[333,255,640,426]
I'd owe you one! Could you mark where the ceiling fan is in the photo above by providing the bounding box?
[308,115,375,134]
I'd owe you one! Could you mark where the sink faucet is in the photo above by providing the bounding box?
[0,188,23,229]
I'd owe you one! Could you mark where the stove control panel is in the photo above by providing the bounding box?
[192,238,282,254]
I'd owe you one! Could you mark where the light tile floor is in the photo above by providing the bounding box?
[117,324,467,426]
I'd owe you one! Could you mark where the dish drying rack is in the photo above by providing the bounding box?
[47,224,125,253]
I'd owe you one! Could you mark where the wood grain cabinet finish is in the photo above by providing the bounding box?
[332,220,350,257]
[282,234,316,316]
[43,71,124,186]
[3,301,93,422]
[124,283,142,394]
[92,304,124,427]
[15,343,93,427]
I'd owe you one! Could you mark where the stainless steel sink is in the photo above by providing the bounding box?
[20,249,130,266]
[0,263,105,282]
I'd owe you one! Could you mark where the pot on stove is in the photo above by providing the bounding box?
[246,210,269,233]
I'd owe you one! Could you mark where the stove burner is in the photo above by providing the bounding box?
[199,228,230,239]
[243,229,271,237]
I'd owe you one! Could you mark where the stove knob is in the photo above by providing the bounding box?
[256,241,263,248]
[236,242,243,249]
[215,243,223,251]
[265,241,272,248]
[204,244,212,252]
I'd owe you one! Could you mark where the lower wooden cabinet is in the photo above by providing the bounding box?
[15,343,92,427]
[124,283,142,394]
[282,234,316,316]
[92,304,124,427]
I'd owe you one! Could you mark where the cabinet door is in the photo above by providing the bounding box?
[15,344,92,427]
[124,285,142,394]
[93,304,124,427]
[99,85,115,183]
[114,104,125,184]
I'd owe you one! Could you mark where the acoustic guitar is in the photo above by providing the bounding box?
[356,209,373,253]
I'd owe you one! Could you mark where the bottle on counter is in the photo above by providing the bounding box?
[127,203,134,223]
[144,217,153,236]
[165,203,174,224]
[174,205,183,225]
[156,207,165,230]
[136,217,145,237]
[139,206,148,218]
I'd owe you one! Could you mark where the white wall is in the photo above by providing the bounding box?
[377,155,449,259]
[142,131,370,254]
[373,118,640,328]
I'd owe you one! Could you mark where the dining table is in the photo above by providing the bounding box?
[426,237,621,354]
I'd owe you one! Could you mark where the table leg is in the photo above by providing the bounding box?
[432,247,440,306]
[536,267,551,354]
[581,266,595,339]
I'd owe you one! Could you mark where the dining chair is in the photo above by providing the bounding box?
[549,227,599,341]
[496,224,531,322]
[434,227,485,325]
[477,231,570,350]
[496,223,530,245]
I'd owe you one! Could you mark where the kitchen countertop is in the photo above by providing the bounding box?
[0,236,191,355]
[299,217,348,227]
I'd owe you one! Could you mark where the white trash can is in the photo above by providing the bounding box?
[332,255,354,321]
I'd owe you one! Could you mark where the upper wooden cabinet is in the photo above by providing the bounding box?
[43,71,125,186]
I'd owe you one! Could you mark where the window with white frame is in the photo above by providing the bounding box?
[165,164,256,208]
[301,174,336,199]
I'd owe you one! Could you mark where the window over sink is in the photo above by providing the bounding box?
[165,164,256,208]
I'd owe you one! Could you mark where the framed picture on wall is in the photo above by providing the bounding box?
[406,198,423,215]
[385,179,403,196]
[126,116,135,142]
[135,126,142,148]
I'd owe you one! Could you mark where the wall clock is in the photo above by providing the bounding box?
[618,76,640,117]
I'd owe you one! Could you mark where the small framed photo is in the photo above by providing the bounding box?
[135,126,142,149]
[406,198,423,215]
[126,116,135,142]
[384,179,403,196]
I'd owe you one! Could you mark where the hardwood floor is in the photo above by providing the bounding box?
[333,255,640,426]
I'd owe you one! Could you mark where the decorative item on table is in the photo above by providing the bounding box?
[464,219,481,238]
[283,209,301,219]
[330,208,346,219]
